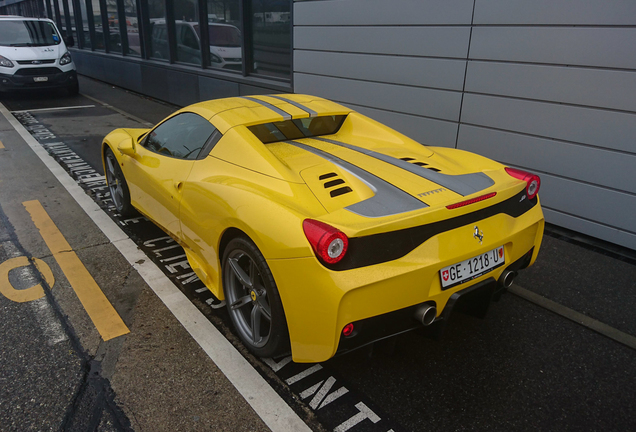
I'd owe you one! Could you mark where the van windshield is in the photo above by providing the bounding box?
[0,20,61,47]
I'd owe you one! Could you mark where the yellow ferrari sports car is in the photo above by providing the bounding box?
[102,94,544,363]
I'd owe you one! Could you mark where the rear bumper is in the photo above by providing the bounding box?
[268,201,545,363]
[0,69,77,92]
[335,247,534,356]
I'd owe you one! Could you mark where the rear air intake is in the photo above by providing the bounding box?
[400,156,441,172]
[320,173,353,198]
[319,172,337,180]
[324,179,345,188]
[330,187,352,197]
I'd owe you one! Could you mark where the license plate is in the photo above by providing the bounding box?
[440,246,505,289]
[33,77,48,82]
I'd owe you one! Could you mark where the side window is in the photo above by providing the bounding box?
[182,26,199,50]
[143,113,217,160]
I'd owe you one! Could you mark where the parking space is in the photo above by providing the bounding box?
[1,76,635,431]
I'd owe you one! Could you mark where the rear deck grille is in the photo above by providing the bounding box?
[319,172,353,198]
[400,157,440,172]
[330,187,353,197]
[319,172,338,180]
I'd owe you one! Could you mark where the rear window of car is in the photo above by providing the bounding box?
[248,115,347,144]
[0,20,61,47]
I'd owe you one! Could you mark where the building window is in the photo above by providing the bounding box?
[89,0,105,50]
[78,0,91,48]
[172,0,200,65]
[148,0,167,60]
[249,0,290,79]
[124,0,140,55]
[67,0,291,83]
[206,0,242,71]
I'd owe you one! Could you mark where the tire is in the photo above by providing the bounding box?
[222,237,290,358]
[104,147,135,217]
[67,81,79,96]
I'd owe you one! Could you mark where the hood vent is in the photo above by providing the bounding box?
[320,172,353,198]
[400,157,441,172]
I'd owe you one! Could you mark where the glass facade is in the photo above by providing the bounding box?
[207,0,242,70]
[90,0,105,50]
[249,0,290,78]
[148,0,168,60]
[46,0,290,80]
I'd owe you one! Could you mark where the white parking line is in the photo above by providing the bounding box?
[80,93,154,127]
[509,284,636,350]
[0,102,312,432]
[11,105,95,114]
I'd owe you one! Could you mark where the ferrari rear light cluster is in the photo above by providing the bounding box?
[303,219,349,264]
[446,192,497,210]
[505,167,541,200]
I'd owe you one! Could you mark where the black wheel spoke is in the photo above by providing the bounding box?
[257,298,271,321]
[230,295,252,310]
[251,306,262,344]
[249,259,258,288]
[228,257,252,288]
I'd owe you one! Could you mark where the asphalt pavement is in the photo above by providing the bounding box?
[0,76,634,432]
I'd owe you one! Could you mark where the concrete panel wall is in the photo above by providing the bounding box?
[293,0,472,150]
[294,0,636,250]
[460,2,636,249]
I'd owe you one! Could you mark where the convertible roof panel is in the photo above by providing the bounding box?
[190,94,352,134]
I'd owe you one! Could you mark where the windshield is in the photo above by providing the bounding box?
[194,24,241,48]
[0,20,61,47]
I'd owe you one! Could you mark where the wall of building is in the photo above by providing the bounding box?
[293,0,636,250]
[71,51,289,107]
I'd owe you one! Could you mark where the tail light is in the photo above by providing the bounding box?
[505,167,541,200]
[303,219,348,264]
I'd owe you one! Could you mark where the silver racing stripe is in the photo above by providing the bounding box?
[312,137,495,197]
[290,141,428,218]
[267,95,319,117]
[241,96,292,120]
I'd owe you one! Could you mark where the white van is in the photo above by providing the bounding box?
[0,15,79,95]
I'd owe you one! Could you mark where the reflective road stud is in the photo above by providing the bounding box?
[0,256,55,302]
[23,199,130,341]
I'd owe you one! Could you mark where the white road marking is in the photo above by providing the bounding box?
[509,284,636,351]
[285,364,323,385]
[333,402,381,432]
[262,356,292,373]
[80,93,154,127]
[11,105,95,114]
[0,103,312,432]
[30,297,68,345]
[1,241,22,258]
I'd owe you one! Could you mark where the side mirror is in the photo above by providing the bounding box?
[117,138,136,156]
[65,35,75,47]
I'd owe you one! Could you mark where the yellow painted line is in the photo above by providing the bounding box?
[0,139,5,149]
[23,200,129,341]
[0,256,55,303]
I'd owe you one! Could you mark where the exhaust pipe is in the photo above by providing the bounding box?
[499,270,517,289]
[414,304,437,326]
